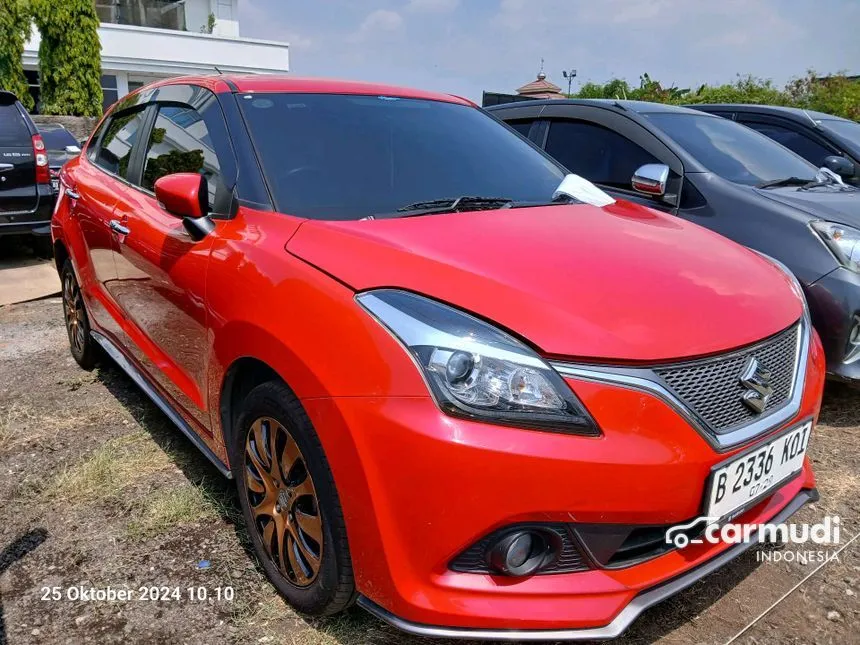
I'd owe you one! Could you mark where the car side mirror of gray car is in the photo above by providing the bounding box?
[632,164,670,197]
[822,155,855,179]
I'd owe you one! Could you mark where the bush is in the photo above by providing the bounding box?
[570,71,859,121]
[0,0,33,111]
[31,0,102,117]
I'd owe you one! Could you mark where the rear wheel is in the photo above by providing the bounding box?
[231,381,356,615]
[61,260,97,369]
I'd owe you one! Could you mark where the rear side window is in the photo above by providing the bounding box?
[0,103,31,146]
[93,108,148,180]
[141,104,223,210]
[545,120,659,190]
[740,120,835,168]
[507,120,535,138]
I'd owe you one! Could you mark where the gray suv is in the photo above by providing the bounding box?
[487,99,860,383]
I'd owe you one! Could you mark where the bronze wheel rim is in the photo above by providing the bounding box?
[244,416,323,587]
[63,273,85,354]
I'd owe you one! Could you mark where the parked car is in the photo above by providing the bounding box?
[488,99,860,383]
[0,90,55,256]
[690,104,860,185]
[37,123,82,193]
[53,77,823,640]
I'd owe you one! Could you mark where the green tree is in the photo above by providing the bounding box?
[31,0,102,116]
[569,72,860,121]
[0,0,33,111]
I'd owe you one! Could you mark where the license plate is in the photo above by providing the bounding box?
[51,178,59,192]
[706,421,811,520]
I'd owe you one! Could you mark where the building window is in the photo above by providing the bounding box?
[95,0,187,31]
[102,75,119,113]
[24,70,40,113]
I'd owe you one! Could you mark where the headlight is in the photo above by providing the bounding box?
[356,289,598,435]
[811,221,860,273]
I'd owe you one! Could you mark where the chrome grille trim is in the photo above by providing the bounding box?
[550,314,809,452]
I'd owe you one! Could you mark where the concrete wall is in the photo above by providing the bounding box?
[31,116,100,142]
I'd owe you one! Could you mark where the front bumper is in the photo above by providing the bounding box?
[301,326,825,635]
[806,266,860,381]
[357,488,818,641]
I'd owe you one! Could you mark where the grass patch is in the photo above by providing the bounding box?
[127,485,222,539]
[46,431,173,504]
[233,591,383,645]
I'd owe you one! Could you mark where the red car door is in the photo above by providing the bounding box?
[63,107,150,337]
[106,91,232,433]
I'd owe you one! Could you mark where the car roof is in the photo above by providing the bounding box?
[690,103,853,123]
[141,74,474,107]
[486,98,711,116]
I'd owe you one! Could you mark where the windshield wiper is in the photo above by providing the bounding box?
[393,195,513,217]
[756,177,816,189]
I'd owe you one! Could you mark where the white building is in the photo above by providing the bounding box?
[23,0,289,112]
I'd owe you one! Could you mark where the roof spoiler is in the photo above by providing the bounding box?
[481,91,537,108]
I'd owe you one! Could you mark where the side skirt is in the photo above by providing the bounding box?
[91,331,232,479]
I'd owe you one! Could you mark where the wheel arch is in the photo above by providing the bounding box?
[53,238,70,275]
[219,356,284,452]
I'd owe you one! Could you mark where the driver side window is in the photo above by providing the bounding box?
[545,119,660,190]
[141,103,223,212]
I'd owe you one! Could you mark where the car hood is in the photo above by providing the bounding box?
[287,201,802,362]
[754,185,860,226]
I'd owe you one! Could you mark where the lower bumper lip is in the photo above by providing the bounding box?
[357,487,818,641]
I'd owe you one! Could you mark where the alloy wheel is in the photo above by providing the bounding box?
[63,273,86,355]
[244,416,324,587]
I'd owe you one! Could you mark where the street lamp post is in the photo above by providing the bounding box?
[562,69,577,96]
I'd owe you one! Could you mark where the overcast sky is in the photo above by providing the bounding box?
[241,0,860,103]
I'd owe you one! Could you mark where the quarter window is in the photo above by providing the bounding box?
[141,104,222,211]
[93,108,147,180]
[545,120,660,190]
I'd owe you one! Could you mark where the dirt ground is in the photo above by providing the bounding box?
[0,296,858,645]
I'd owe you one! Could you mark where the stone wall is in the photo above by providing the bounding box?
[31,115,100,142]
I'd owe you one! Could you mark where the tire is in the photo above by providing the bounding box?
[231,381,356,615]
[60,259,97,370]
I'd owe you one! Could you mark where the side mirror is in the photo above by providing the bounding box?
[154,173,215,241]
[822,155,855,179]
[155,172,207,218]
[632,163,670,197]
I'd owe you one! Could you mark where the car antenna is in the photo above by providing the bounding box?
[214,66,224,75]
[802,109,821,129]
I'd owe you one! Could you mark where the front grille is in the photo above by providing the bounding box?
[654,324,800,434]
[450,524,589,575]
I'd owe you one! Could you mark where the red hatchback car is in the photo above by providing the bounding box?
[52,76,825,639]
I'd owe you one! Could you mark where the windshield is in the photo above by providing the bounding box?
[39,127,78,151]
[239,93,565,220]
[645,113,819,186]
[822,119,860,146]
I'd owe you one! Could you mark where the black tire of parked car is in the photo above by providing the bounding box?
[231,380,357,615]
[61,259,97,370]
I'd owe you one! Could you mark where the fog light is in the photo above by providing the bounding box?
[487,530,555,577]
[845,315,860,364]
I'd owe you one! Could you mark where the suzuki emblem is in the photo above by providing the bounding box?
[739,357,773,414]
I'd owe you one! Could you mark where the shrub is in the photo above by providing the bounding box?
[570,72,859,121]
[0,0,33,111]
[31,0,102,116]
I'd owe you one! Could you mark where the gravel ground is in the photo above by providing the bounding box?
[0,296,858,645]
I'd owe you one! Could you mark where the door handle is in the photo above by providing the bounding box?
[109,220,130,235]
[65,188,80,200]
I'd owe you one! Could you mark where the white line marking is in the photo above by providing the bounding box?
[724,530,860,644]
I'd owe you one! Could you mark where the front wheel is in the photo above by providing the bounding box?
[231,381,356,615]
[61,259,97,369]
